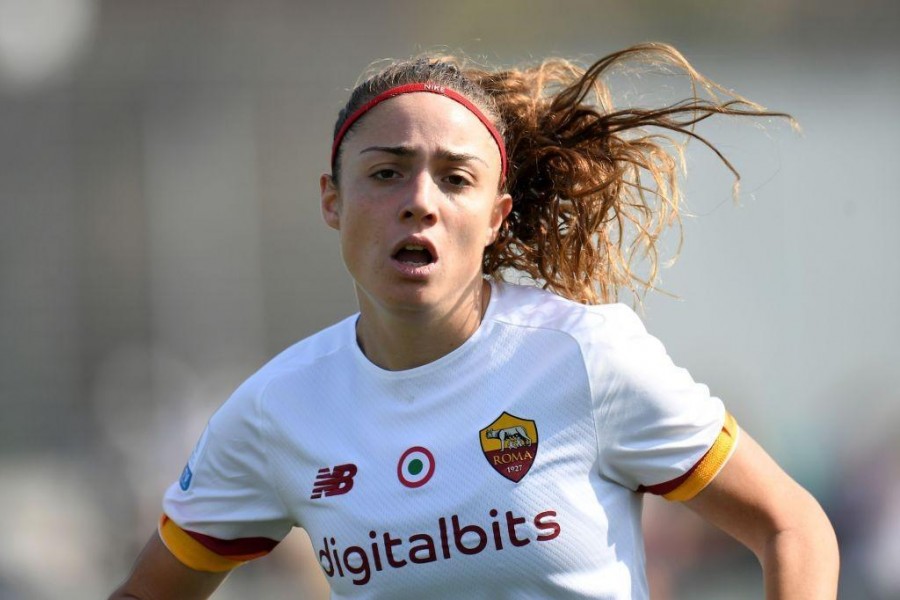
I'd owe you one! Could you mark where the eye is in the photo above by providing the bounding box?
[371,168,401,181]
[444,173,472,188]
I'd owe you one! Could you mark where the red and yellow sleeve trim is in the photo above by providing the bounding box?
[639,412,740,502]
[158,514,279,572]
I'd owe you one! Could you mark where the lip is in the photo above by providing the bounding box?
[390,235,439,280]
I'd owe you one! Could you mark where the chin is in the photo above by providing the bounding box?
[358,282,440,314]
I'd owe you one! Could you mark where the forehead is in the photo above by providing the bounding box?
[344,93,501,166]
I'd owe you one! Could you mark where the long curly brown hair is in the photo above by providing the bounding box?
[331,43,794,304]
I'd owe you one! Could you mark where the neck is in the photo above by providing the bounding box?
[355,279,492,371]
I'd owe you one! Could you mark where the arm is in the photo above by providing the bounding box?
[684,429,839,599]
[108,532,229,600]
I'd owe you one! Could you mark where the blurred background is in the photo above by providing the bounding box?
[1,0,898,598]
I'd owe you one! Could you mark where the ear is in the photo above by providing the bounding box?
[320,174,341,230]
[486,192,513,245]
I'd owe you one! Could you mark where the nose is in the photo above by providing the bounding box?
[399,172,438,226]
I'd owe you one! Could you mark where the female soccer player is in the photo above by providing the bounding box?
[110,43,839,599]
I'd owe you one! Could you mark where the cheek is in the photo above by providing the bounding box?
[340,209,384,257]
[472,206,501,245]
[453,211,495,255]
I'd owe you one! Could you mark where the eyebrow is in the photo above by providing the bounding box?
[359,145,489,168]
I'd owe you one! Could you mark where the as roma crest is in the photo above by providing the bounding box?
[479,412,538,483]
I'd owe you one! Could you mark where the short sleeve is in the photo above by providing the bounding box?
[160,380,293,571]
[589,305,739,501]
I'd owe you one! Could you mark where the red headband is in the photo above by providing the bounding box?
[331,82,508,183]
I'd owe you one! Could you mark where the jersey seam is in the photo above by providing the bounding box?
[255,375,294,528]
[245,321,359,529]
[490,317,604,483]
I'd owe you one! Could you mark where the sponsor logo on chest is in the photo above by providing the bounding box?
[317,507,560,586]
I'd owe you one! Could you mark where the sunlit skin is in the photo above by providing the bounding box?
[320,93,512,371]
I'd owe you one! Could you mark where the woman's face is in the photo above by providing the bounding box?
[321,92,511,319]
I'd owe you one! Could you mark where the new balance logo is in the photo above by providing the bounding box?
[310,463,358,499]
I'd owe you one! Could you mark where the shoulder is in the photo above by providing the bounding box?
[489,280,647,344]
[488,281,662,386]
[209,314,358,431]
[259,313,358,376]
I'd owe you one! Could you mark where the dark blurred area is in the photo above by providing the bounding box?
[1,1,898,598]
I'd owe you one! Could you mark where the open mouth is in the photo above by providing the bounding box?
[392,244,435,267]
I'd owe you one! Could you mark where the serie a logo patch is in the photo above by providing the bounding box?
[479,412,538,482]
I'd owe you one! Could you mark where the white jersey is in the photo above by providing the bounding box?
[161,281,739,599]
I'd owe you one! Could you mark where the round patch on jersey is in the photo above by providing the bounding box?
[397,446,435,488]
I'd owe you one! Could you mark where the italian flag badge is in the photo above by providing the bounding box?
[397,446,435,488]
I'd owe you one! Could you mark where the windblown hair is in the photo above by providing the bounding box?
[332,43,793,304]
